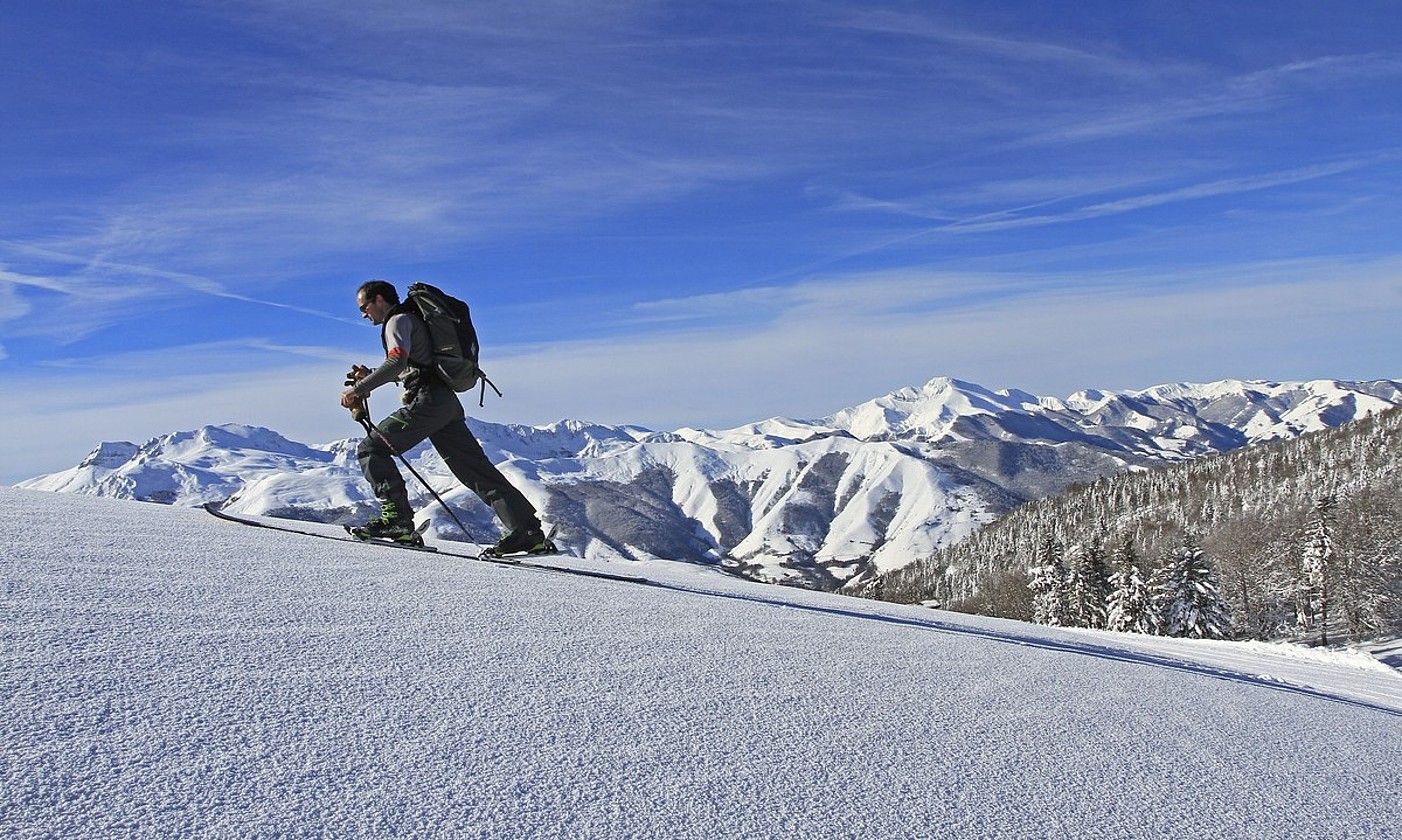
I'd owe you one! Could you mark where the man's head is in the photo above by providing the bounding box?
[356,280,399,326]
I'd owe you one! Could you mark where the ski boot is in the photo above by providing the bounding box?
[483,525,557,558]
[349,502,424,547]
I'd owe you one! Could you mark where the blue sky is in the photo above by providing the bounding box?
[3,1,1401,481]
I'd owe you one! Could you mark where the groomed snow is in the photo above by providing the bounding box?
[3,487,1399,838]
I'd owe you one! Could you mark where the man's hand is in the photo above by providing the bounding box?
[343,364,371,386]
[342,364,371,409]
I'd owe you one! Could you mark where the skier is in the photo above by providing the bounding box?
[340,279,550,555]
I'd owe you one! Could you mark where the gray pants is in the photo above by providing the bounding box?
[356,379,539,535]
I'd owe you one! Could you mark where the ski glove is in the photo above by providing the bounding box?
[344,364,372,386]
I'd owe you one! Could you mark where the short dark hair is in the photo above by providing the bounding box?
[357,279,399,305]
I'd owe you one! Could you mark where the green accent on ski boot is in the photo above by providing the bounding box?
[352,502,422,545]
[350,523,425,547]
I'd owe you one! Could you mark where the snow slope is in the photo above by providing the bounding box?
[4,488,1400,838]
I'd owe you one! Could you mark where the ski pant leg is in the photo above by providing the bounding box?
[355,391,446,515]
[427,396,540,535]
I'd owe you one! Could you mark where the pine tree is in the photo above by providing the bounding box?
[1071,535,1112,629]
[1146,550,1175,636]
[1106,536,1151,633]
[1064,543,1086,627]
[876,404,1402,641]
[1161,531,1233,639]
[1298,494,1337,645]
[1333,495,1398,641]
[1029,534,1070,626]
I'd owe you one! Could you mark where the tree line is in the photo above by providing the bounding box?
[874,405,1402,645]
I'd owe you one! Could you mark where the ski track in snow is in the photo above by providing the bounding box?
[3,488,1400,839]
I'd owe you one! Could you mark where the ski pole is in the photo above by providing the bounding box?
[350,400,480,543]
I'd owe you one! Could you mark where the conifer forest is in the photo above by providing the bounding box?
[876,406,1402,645]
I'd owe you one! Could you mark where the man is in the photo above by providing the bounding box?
[341,279,550,556]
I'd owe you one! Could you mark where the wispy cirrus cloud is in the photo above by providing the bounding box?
[20,3,1391,301]
[826,153,1397,245]
[480,255,1402,431]
[1004,52,1402,149]
[0,261,148,343]
[827,8,1161,82]
[5,254,1399,484]
[0,241,359,344]
[941,155,1393,234]
[4,0,1401,482]
[11,72,771,293]
[32,336,355,379]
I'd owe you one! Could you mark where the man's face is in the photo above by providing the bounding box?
[357,292,392,326]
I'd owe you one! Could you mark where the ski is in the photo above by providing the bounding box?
[203,501,652,586]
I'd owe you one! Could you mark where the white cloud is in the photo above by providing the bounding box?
[1004,53,1402,149]
[0,362,356,485]
[0,265,128,343]
[0,266,73,297]
[0,272,35,326]
[830,9,1160,82]
[834,155,1392,243]
[0,242,362,343]
[31,337,356,380]
[6,256,1399,484]
[478,256,1402,428]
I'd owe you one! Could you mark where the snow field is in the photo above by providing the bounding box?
[2,487,1399,838]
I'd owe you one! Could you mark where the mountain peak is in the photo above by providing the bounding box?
[920,374,982,392]
[823,376,1033,440]
[147,424,323,459]
[78,440,140,470]
[18,374,1402,589]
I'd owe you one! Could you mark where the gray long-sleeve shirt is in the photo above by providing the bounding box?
[353,311,434,397]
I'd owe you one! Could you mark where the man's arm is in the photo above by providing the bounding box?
[341,313,413,407]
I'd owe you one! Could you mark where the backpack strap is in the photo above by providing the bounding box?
[380,302,432,368]
[378,302,418,353]
[476,371,504,407]
[378,302,436,402]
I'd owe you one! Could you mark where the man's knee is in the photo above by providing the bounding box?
[357,433,393,463]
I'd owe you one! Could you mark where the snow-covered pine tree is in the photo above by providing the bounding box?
[1029,534,1070,626]
[1106,535,1151,633]
[1332,494,1398,641]
[1299,494,1337,645]
[877,403,1401,641]
[1064,543,1085,627]
[1146,551,1174,636]
[1071,535,1112,629]
[1161,531,1233,639]
[1209,514,1284,640]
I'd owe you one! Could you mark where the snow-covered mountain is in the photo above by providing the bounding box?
[19,376,1402,590]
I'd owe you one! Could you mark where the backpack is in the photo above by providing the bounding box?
[403,282,502,405]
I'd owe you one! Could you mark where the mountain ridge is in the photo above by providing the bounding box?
[18,375,1402,590]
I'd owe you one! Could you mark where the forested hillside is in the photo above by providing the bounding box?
[877,406,1402,645]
